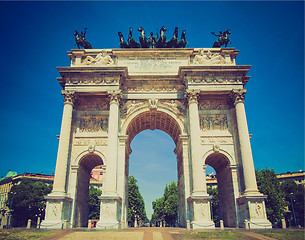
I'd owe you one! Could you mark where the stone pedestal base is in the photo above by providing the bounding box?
[41,193,72,229]
[96,195,122,229]
[237,195,272,229]
[188,195,215,229]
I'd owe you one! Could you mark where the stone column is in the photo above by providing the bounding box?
[52,90,77,194]
[186,90,206,195]
[103,90,121,195]
[230,89,259,195]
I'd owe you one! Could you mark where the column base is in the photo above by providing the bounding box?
[96,195,122,229]
[41,193,72,229]
[237,195,272,229]
[188,195,215,229]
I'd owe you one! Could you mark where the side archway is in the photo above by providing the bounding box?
[204,152,237,227]
[74,153,104,227]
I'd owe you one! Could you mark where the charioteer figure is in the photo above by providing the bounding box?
[74,27,92,49]
[211,29,231,48]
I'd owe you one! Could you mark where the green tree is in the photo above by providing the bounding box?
[255,169,286,227]
[127,175,147,226]
[88,186,102,219]
[151,181,178,227]
[163,182,178,226]
[7,180,52,227]
[280,179,304,227]
[207,187,219,224]
[151,197,164,226]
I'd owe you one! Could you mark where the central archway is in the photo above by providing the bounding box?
[123,109,188,227]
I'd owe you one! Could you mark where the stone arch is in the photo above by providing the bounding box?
[74,153,104,227]
[204,152,237,227]
[121,105,187,138]
[74,149,107,167]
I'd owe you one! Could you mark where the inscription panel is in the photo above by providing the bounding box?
[118,57,188,75]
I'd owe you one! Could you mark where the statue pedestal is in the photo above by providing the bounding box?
[96,195,122,229]
[237,195,272,229]
[41,193,72,229]
[188,195,215,229]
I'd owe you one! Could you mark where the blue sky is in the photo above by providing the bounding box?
[0,1,304,219]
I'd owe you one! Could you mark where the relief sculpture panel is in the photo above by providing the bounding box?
[198,99,229,110]
[200,114,228,131]
[80,115,108,132]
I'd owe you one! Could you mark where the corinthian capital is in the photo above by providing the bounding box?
[107,90,122,104]
[185,89,200,104]
[229,89,247,105]
[61,90,78,105]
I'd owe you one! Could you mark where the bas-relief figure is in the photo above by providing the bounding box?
[200,114,228,131]
[82,51,114,65]
[79,115,108,132]
[193,49,226,64]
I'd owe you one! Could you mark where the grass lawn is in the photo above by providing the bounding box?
[0,229,61,240]
[180,230,257,239]
[255,230,305,240]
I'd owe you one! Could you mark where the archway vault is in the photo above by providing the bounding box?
[126,110,182,145]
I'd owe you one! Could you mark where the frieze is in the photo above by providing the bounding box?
[198,100,229,110]
[187,76,241,85]
[122,86,185,93]
[73,137,108,146]
[65,77,119,86]
[79,115,108,132]
[75,96,109,111]
[200,114,228,131]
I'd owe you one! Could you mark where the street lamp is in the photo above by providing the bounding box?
[289,193,297,227]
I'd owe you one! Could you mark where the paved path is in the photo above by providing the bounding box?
[50,227,278,240]
[57,228,179,240]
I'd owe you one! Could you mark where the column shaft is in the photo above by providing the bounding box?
[187,90,207,195]
[52,91,76,194]
[232,90,259,195]
[103,91,121,195]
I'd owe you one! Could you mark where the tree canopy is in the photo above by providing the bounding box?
[255,168,286,227]
[88,186,102,220]
[7,179,52,227]
[207,187,219,224]
[127,175,147,226]
[280,178,304,227]
[151,181,178,227]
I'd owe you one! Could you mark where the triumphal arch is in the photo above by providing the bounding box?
[42,47,272,229]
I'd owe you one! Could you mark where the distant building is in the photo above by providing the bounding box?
[206,171,305,189]
[277,171,305,185]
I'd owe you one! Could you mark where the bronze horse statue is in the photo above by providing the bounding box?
[166,26,179,48]
[74,28,92,49]
[177,30,188,48]
[156,26,167,48]
[118,32,129,48]
[128,28,140,48]
[138,27,149,48]
[118,26,188,49]
[211,29,231,48]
